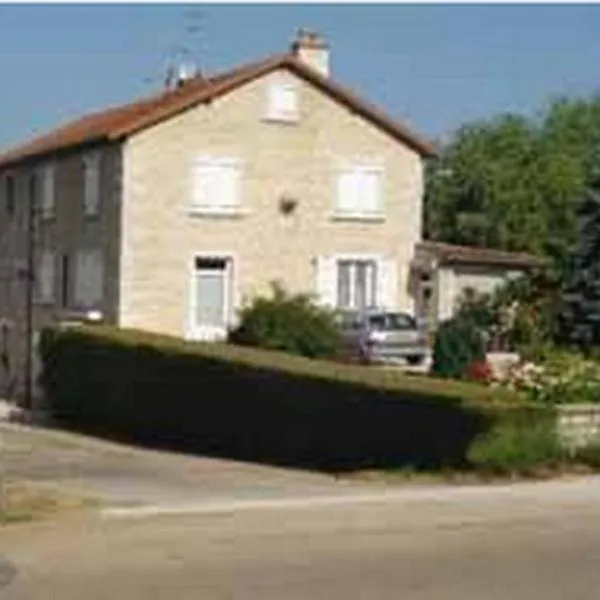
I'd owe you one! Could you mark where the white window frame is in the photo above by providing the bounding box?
[36,249,56,304]
[190,156,243,216]
[265,80,299,123]
[334,254,380,310]
[83,151,101,218]
[334,163,384,220]
[74,248,103,309]
[187,251,237,341]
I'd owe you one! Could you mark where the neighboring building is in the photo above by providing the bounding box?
[0,30,436,401]
[411,241,545,328]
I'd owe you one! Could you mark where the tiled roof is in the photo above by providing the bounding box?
[0,53,436,169]
[416,241,545,269]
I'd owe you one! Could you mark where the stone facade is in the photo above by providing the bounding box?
[119,69,424,338]
[556,404,600,452]
[0,64,426,399]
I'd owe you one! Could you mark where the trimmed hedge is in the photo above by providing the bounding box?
[39,326,544,471]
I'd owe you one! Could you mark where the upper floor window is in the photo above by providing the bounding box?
[4,174,15,218]
[266,81,299,123]
[40,164,55,220]
[83,151,101,217]
[336,165,383,218]
[191,157,242,215]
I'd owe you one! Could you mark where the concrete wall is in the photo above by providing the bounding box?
[436,264,524,322]
[120,68,424,338]
[557,404,600,451]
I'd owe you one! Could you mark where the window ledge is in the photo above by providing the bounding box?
[262,115,300,125]
[34,298,55,307]
[331,212,386,223]
[189,206,249,219]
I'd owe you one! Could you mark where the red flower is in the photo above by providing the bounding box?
[466,360,494,383]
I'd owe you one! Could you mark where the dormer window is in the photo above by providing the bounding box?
[265,80,299,123]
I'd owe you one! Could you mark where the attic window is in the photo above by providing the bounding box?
[265,81,299,123]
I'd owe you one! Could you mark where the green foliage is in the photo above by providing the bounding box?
[558,182,600,353]
[450,271,563,354]
[454,287,497,331]
[425,95,600,270]
[39,326,526,472]
[431,314,486,379]
[573,438,600,469]
[498,349,600,405]
[467,413,565,474]
[229,282,342,359]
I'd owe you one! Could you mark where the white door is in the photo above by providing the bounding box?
[190,256,231,341]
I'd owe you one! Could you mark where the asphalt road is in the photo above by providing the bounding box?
[2,477,600,599]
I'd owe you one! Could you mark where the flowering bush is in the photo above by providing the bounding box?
[466,360,494,383]
[495,350,600,405]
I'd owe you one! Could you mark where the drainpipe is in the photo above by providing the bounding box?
[23,173,35,413]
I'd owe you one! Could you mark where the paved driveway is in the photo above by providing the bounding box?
[0,423,363,508]
[3,476,600,599]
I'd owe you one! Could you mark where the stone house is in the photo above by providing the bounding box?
[0,29,543,404]
[0,30,436,401]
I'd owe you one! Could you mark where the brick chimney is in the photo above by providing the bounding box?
[290,28,330,77]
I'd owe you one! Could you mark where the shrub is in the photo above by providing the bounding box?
[39,325,527,472]
[466,360,494,384]
[229,282,342,359]
[431,315,486,380]
[573,438,600,469]
[496,349,600,405]
[467,413,565,474]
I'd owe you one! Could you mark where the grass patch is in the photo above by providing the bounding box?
[340,461,599,487]
[0,481,99,526]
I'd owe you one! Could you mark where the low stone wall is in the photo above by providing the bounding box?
[556,404,600,451]
[486,352,520,380]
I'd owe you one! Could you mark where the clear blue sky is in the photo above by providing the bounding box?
[1,3,600,149]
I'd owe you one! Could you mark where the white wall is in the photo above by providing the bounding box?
[437,265,524,321]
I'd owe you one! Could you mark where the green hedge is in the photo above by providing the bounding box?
[39,326,543,472]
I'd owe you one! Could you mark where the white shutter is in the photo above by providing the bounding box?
[377,258,398,310]
[38,251,55,302]
[268,83,298,121]
[193,158,240,212]
[360,169,381,214]
[336,166,382,215]
[336,170,359,214]
[89,251,104,306]
[84,153,100,216]
[315,256,337,307]
[75,252,89,307]
[41,165,55,218]
[75,249,103,307]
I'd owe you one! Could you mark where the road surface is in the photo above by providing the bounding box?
[2,476,600,599]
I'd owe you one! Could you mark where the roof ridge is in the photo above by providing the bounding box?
[0,50,435,169]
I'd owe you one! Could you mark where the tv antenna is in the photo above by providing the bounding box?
[144,7,210,90]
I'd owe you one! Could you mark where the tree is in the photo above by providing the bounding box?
[425,95,600,271]
[558,181,600,353]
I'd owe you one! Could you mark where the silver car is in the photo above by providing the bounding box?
[336,308,429,366]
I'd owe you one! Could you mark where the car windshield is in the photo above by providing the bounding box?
[367,312,416,331]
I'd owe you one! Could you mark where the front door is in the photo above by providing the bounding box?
[190,256,231,341]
